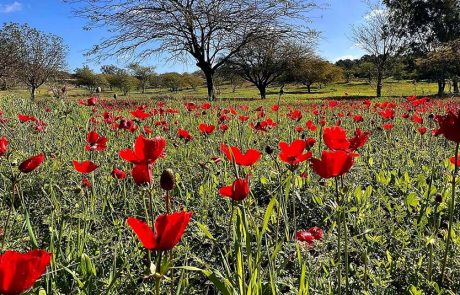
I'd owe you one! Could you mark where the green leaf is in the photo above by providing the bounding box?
[261,197,277,236]
[260,176,268,185]
[406,192,419,211]
[25,210,38,248]
[196,221,216,242]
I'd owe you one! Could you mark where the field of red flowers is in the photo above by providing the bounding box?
[0,94,459,294]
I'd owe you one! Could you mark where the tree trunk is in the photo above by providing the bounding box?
[257,84,267,99]
[376,74,383,98]
[30,85,36,100]
[307,83,311,93]
[204,71,215,100]
[438,79,446,97]
[196,60,216,100]
[453,76,459,95]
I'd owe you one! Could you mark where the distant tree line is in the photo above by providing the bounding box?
[73,65,205,95]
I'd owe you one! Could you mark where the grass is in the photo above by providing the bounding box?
[0,88,459,294]
[0,79,442,101]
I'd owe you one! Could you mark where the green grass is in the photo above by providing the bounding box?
[0,89,459,294]
[0,80,441,101]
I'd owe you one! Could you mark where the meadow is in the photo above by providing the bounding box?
[0,79,442,101]
[0,83,459,294]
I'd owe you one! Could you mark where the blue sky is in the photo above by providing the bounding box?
[0,0,367,73]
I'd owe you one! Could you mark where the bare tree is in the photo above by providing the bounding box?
[351,3,401,97]
[13,23,67,99]
[227,37,313,98]
[66,0,319,100]
[0,23,22,89]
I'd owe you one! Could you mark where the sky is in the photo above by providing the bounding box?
[0,0,368,73]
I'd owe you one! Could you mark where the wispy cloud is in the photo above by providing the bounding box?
[0,1,22,13]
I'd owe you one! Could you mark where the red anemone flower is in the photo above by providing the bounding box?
[308,227,323,240]
[19,153,45,173]
[111,168,127,180]
[119,135,166,165]
[220,144,262,166]
[348,128,370,151]
[130,109,151,120]
[219,177,250,201]
[306,120,317,131]
[18,114,37,123]
[177,129,193,141]
[382,123,394,130]
[0,249,52,295]
[279,140,312,165]
[353,115,364,123]
[417,127,428,135]
[198,123,215,135]
[72,160,99,174]
[323,126,349,150]
[131,164,152,185]
[296,230,314,243]
[127,211,192,251]
[82,178,92,188]
[310,150,358,179]
[449,155,460,166]
[305,137,316,150]
[85,131,108,151]
[323,126,369,152]
[435,111,460,143]
[79,96,97,106]
[0,137,8,157]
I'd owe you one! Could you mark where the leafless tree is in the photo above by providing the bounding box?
[66,0,319,100]
[0,23,22,89]
[227,36,314,98]
[351,3,402,97]
[13,23,67,99]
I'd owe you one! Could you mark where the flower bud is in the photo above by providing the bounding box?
[160,169,175,191]
[265,145,274,155]
[435,193,442,203]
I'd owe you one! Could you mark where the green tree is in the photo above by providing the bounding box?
[285,57,339,93]
[182,73,204,90]
[128,63,156,93]
[159,73,184,92]
[75,66,107,92]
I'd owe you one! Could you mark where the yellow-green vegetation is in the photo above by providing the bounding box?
[0,80,442,101]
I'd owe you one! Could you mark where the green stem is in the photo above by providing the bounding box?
[343,192,349,294]
[440,141,459,284]
[335,177,342,295]
[1,177,17,250]
[156,251,163,295]
[428,242,433,281]
[227,200,235,251]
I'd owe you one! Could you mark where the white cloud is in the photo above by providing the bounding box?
[0,1,22,13]
[332,55,360,62]
[364,8,387,21]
